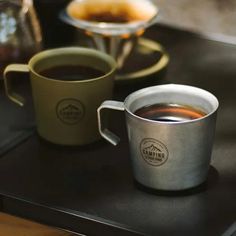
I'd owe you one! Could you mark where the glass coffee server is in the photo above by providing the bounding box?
[0,0,42,77]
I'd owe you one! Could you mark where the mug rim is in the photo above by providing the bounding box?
[28,46,117,83]
[124,83,219,124]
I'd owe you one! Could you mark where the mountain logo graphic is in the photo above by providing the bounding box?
[140,138,168,166]
[56,98,85,125]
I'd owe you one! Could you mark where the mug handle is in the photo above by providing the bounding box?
[4,64,29,106]
[97,100,125,146]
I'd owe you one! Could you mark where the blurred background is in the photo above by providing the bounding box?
[1,0,235,73]
[153,0,236,43]
[33,0,236,47]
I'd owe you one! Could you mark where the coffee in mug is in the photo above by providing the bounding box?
[134,103,207,122]
[39,65,104,81]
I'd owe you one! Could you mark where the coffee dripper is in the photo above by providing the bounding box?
[0,0,42,77]
[60,0,169,80]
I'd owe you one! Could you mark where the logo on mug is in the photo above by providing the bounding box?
[56,99,85,125]
[140,138,168,166]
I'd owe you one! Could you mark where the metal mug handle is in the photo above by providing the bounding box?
[97,100,125,146]
[3,64,29,106]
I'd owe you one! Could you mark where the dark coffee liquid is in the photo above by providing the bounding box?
[83,11,130,23]
[39,65,104,81]
[134,103,207,122]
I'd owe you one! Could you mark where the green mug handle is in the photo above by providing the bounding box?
[4,64,29,106]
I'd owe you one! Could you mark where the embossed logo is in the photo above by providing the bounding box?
[56,99,85,125]
[140,138,168,166]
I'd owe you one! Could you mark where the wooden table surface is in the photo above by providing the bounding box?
[0,212,76,236]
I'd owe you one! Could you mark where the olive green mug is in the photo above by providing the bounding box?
[4,47,116,145]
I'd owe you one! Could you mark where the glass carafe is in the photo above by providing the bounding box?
[0,0,42,77]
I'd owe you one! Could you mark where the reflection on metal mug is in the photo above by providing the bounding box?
[97,84,219,191]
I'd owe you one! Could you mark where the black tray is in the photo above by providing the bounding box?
[0,25,236,236]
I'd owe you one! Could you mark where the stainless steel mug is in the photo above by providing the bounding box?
[97,84,219,191]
